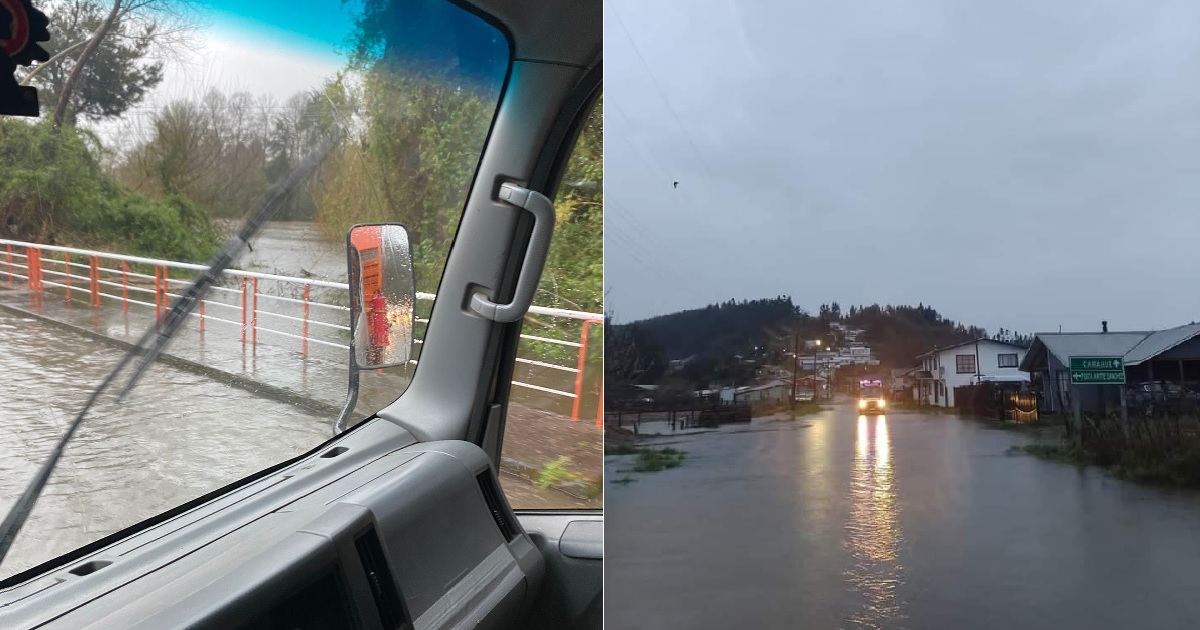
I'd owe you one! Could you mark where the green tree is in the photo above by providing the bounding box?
[0,118,219,261]
[22,1,195,126]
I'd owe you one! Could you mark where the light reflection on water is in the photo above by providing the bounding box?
[844,414,905,628]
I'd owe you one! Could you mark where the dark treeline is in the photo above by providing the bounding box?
[610,297,1035,381]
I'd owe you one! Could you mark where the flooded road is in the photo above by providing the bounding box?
[0,309,332,580]
[0,222,599,579]
[604,402,1200,629]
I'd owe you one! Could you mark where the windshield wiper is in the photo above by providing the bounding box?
[0,136,339,569]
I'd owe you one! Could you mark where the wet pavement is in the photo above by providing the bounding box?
[605,402,1200,630]
[0,308,332,580]
[0,223,598,578]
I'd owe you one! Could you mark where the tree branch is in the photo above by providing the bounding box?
[53,0,124,128]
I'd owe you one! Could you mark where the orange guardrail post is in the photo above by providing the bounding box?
[251,277,259,346]
[199,300,205,332]
[571,319,600,422]
[121,261,129,313]
[64,252,71,302]
[241,278,248,343]
[597,381,604,429]
[89,256,100,306]
[302,284,310,356]
[28,247,41,291]
[159,266,168,320]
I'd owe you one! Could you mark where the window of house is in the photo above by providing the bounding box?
[998,353,1019,368]
[956,354,976,374]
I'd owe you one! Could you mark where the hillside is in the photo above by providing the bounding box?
[619,297,1032,368]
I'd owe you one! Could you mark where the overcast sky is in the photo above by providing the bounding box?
[95,0,351,146]
[604,0,1200,334]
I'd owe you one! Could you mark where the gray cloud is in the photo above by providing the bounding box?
[605,0,1200,333]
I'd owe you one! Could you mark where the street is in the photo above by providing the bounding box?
[604,401,1200,629]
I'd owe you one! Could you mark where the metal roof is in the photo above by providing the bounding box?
[916,337,1027,359]
[1123,324,1200,365]
[1020,331,1151,371]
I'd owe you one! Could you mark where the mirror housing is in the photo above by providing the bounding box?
[336,223,416,435]
[347,224,416,370]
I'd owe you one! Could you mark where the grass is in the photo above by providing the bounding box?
[787,402,824,418]
[634,448,686,472]
[537,456,579,490]
[606,443,688,473]
[1014,441,1200,489]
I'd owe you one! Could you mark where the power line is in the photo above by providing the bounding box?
[606,0,722,185]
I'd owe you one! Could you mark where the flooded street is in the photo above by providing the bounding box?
[0,309,332,580]
[0,222,599,580]
[605,402,1200,629]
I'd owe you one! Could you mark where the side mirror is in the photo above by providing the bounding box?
[335,223,415,434]
[347,224,416,369]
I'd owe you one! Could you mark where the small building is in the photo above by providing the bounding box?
[731,379,790,404]
[1021,323,1200,415]
[915,339,1029,407]
[890,367,919,400]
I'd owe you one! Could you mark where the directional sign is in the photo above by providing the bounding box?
[1069,356,1125,385]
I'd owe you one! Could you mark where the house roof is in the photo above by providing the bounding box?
[975,374,1030,383]
[1123,324,1200,366]
[1019,330,1152,371]
[916,338,1026,359]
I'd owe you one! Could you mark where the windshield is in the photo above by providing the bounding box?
[0,0,519,579]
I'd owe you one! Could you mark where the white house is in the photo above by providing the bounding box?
[915,339,1029,407]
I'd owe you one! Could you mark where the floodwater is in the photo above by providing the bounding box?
[0,222,600,580]
[605,402,1200,630]
[0,308,332,580]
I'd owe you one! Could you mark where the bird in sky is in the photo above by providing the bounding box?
[673,181,679,189]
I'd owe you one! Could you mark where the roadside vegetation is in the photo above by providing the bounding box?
[606,442,688,474]
[789,401,824,418]
[1014,414,1200,489]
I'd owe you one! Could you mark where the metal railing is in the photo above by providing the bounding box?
[0,239,603,425]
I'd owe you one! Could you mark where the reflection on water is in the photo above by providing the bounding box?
[0,311,332,579]
[845,415,905,628]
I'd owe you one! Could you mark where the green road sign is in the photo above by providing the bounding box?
[1069,356,1125,385]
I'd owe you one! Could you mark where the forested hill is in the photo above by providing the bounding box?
[629,297,798,361]
[624,297,1033,367]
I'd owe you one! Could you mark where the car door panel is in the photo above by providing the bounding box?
[518,514,602,630]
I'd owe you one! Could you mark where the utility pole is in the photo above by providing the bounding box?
[813,339,821,400]
[791,333,799,406]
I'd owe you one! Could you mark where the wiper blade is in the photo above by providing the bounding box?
[0,136,338,570]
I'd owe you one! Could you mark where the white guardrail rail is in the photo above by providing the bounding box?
[0,239,603,424]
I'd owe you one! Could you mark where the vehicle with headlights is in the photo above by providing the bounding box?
[858,382,886,415]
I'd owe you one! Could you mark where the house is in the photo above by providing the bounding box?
[890,367,919,400]
[915,339,1029,407]
[1021,322,1200,415]
[756,365,791,380]
[727,379,789,404]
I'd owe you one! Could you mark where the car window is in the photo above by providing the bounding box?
[0,0,507,578]
[500,95,603,509]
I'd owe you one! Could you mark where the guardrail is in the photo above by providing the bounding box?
[0,239,603,425]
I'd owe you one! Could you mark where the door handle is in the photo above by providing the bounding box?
[470,183,556,323]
